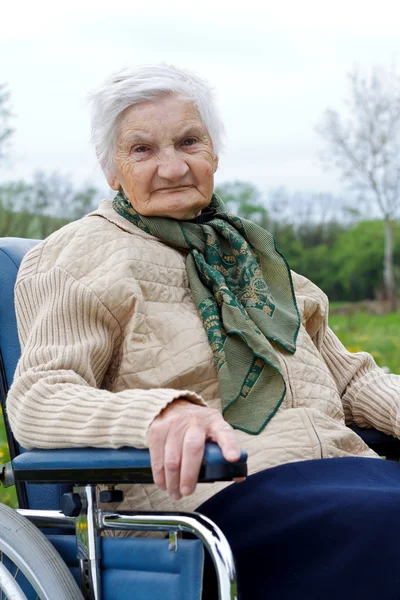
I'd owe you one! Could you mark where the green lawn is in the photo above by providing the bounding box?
[329,310,400,374]
[0,408,18,507]
[0,309,399,507]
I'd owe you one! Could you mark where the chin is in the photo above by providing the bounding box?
[178,205,206,220]
[168,200,209,220]
[149,190,210,220]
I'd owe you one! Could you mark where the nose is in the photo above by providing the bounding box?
[157,148,189,181]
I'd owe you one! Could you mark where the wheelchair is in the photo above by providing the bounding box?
[0,236,399,600]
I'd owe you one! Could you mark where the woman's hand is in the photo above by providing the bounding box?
[146,399,241,500]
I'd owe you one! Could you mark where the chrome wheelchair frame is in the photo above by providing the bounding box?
[15,486,238,600]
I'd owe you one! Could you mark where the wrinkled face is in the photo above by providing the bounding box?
[108,94,218,220]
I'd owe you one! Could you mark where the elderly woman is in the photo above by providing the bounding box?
[8,64,400,599]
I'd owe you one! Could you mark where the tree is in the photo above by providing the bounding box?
[0,172,101,239]
[0,180,68,239]
[27,171,99,220]
[317,65,400,311]
[0,84,13,165]
[331,220,400,302]
[214,180,269,228]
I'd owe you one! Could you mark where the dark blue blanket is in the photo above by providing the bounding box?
[197,457,400,599]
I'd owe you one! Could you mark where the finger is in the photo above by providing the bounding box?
[209,418,241,462]
[233,477,246,483]
[164,427,186,500]
[180,426,206,497]
[147,422,168,491]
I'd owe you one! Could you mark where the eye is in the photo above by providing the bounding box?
[132,145,150,154]
[182,138,197,147]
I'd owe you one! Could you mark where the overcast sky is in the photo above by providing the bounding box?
[1,0,400,200]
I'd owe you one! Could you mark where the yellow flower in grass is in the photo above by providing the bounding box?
[358,335,370,343]
[346,345,363,353]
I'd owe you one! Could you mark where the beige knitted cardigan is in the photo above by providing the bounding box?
[7,200,400,516]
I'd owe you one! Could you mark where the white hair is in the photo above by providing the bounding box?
[88,64,225,178]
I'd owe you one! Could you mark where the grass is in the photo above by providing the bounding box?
[329,310,400,374]
[0,407,18,508]
[0,307,398,508]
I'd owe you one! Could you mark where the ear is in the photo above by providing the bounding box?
[107,175,120,191]
[213,155,219,173]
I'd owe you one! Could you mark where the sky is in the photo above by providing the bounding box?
[1,0,400,200]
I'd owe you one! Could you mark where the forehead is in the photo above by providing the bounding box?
[117,94,206,140]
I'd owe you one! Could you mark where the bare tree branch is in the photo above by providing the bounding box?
[317,64,400,309]
[0,83,13,165]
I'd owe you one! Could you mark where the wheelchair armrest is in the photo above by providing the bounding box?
[351,426,400,458]
[11,443,248,485]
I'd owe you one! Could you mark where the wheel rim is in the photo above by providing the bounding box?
[0,559,29,599]
[0,539,45,600]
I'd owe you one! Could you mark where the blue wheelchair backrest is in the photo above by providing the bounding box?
[0,237,40,389]
[0,237,72,510]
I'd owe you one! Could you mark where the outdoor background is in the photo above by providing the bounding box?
[1,0,400,506]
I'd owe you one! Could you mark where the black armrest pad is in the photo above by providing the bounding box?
[12,443,248,485]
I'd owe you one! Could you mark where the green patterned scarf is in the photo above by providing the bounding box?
[113,191,300,435]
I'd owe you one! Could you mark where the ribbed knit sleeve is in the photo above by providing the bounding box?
[7,266,205,450]
[321,326,400,436]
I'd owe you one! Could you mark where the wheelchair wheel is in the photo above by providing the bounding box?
[0,503,83,599]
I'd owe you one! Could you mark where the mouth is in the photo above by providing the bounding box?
[154,185,194,193]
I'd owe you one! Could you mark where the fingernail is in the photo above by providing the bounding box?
[181,486,192,496]
[228,450,239,461]
[171,493,182,501]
